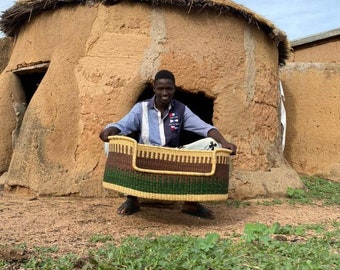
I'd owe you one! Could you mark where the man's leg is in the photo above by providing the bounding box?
[180,138,222,219]
[104,143,140,216]
[181,201,215,219]
[117,195,140,215]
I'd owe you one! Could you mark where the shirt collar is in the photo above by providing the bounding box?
[148,95,174,110]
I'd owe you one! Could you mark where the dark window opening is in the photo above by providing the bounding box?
[16,72,46,104]
[137,83,214,145]
[13,62,49,105]
[10,63,48,148]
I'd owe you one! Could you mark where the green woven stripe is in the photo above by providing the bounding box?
[103,167,229,195]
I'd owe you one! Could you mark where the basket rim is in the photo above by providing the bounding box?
[108,135,232,155]
[108,135,231,176]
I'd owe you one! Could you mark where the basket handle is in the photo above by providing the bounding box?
[132,148,218,176]
[108,136,225,176]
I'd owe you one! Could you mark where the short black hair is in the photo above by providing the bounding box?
[154,70,175,85]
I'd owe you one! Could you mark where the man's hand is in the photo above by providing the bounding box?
[99,126,120,142]
[207,129,237,155]
[221,141,237,156]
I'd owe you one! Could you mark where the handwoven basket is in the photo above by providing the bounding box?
[103,136,231,201]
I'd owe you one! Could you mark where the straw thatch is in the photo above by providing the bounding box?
[0,0,290,64]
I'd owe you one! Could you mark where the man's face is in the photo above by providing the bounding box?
[153,79,175,106]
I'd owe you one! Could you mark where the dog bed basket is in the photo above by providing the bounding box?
[103,136,231,201]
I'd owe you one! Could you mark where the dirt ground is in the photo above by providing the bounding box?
[0,186,339,259]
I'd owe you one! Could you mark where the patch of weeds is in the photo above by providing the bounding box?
[4,222,339,269]
[0,243,28,260]
[304,224,326,234]
[287,176,340,205]
[24,252,79,270]
[0,261,10,270]
[301,176,340,205]
[225,199,251,208]
[273,223,306,236]
[88,233,235,270]
[331,220,339,228]
[87,223,339,269]
[256,198,283,206]
[286,186,313,204]
[90,234,114,243]
[16,242,27,251]
[240,222,339,269]
[33,246,59,254]
[242,222,276,244]
[271,198,283,205]
[230,232,242,238]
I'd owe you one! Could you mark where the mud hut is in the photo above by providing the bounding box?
[0,37,12,73]
[280,29,340,182]
[0,0,302,198]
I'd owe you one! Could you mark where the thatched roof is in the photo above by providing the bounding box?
[0,0,290,64]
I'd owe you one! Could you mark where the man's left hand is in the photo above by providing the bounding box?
[222,142,237,155]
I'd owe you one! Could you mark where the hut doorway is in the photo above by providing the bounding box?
[137,83,214,145]
[10,62,49,147]
[13,62,49,105]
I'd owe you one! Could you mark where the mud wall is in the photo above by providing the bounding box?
[0,3,302,198]
[0,36,14,175]
[280,37,340,181]
[0,37,12,73]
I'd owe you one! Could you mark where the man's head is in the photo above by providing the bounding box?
[154,70,176,85]
[153,70,176,107]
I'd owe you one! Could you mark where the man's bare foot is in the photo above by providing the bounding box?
[117,196,140,215]
[181,202,215,219]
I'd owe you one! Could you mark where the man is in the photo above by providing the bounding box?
[100,70,237,219]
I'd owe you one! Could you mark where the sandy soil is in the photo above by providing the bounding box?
[0,186,339,260]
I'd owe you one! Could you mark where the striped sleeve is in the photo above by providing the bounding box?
[105,103,142,135]
[182,106,216,137]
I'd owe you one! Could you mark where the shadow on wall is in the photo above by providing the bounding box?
[282,81,303,171]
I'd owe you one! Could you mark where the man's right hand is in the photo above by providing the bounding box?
[99,126,120,142]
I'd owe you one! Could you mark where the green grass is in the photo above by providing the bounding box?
[287,175,340,205]
[1,222,338,270]
[255,198,284,206]
[89,234,115,243]
[225,199,251,208]
[225,175,339,207]
[1,176,339,269]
